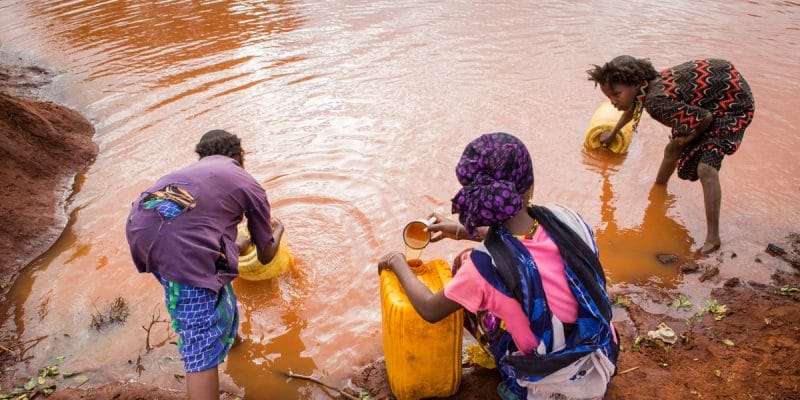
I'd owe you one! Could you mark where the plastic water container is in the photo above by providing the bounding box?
[584,100,636,154]
[380,258,463,399]
[237,224,293,281]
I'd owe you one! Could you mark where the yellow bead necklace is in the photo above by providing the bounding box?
[512,218,539,240]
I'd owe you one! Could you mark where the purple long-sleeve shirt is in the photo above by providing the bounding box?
[125,155,273,292]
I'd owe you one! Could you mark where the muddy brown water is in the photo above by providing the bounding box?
[1,1,799,398]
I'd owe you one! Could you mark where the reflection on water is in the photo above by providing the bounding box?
[4,204,86,337]
[32,0,306,80]
[228,272,317,398]
[583,149,699,286]
[1,0,799,398]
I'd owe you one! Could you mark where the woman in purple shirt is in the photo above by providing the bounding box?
[126,129,284,399]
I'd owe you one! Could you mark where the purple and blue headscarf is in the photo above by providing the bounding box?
[451,132,533,235]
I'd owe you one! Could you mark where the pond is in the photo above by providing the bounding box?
[1,0,798,397]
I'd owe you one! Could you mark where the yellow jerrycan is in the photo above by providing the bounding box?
[380,258,463,400]
[584,100,636,154]
[237,224,293,281]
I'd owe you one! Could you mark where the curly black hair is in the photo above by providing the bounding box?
[587,55,659,86]
[195,129,243,159]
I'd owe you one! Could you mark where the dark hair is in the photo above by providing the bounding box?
[195,129,243,159]
[587,55,658,86]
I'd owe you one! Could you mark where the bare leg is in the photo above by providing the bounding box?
[656,140,683,185]
[697,162,721,254]
[186,367,220,400]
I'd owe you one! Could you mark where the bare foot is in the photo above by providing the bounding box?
[700,241,721,255]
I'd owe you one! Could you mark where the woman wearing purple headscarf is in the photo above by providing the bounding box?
[379,133,617,400]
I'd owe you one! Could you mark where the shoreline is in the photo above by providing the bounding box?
[0,51,98,295]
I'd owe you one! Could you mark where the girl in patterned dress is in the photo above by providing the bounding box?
[587,56,755,254]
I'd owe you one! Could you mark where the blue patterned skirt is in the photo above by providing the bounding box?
[156,274,239,373]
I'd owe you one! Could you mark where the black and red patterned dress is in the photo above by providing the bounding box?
[643,59,755,181]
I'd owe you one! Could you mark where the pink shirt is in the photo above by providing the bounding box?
[444,226,578,354]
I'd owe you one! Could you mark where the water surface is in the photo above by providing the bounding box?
[1,1,798,397]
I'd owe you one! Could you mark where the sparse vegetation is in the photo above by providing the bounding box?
[613,294,631,308]
[669,293,692,310]
[141,310,170,353]
[0,357,89,399]
[90,297,130,331]
[779,285,799,296]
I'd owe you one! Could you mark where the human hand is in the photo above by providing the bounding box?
[426,212,465,242]
[378,252,405,274]
[270,217,284,235]
[670,131,700,148]
[599,130,615,146]
[236,235,252,255]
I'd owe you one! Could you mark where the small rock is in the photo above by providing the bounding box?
[656,253,679,265]
[731,252,737,258]
[755,257,762,263]
[765,243,786,256]
[680,262,701,273]
[699,266,720,282]
[724,278,741,288]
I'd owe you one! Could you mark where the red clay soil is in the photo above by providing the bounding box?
[48,384,248,400]
[47,383,185,400]
[0,56,97,290]
[2,57,800,400]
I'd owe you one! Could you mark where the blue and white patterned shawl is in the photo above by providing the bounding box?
[470,204,617,396]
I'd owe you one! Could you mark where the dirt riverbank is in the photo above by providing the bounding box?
[1,56,799,400]
[0,53,97,292]
[0,53,97,396]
